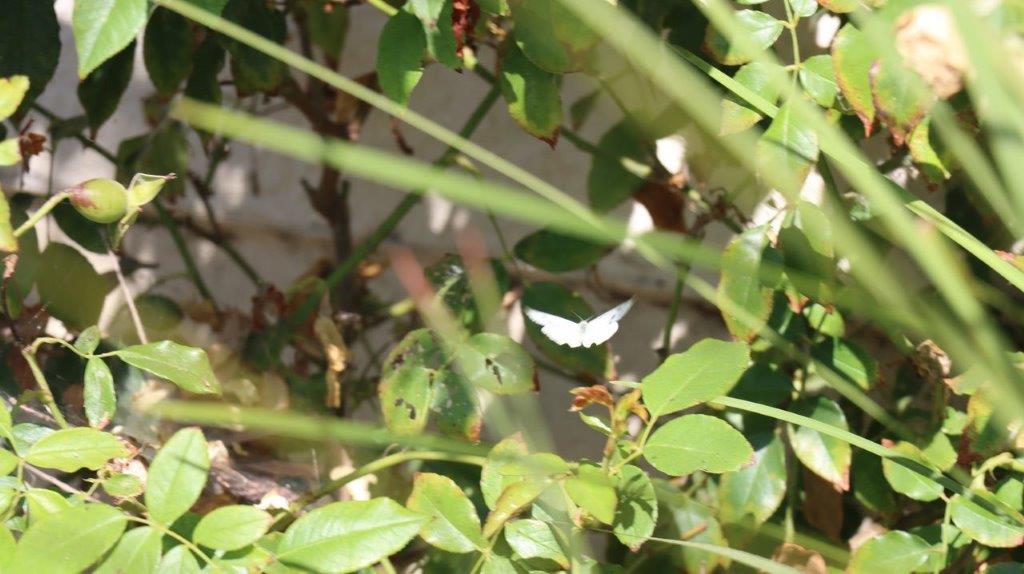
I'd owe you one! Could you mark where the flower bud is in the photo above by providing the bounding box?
[69,178,128,224]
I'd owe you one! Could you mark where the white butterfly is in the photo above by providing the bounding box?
[524,298,635,349]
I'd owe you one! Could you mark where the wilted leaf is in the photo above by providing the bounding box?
[832,24,878,135]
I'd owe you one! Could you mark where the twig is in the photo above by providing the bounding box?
[108,248,149,344]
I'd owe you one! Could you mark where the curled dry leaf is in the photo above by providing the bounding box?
[569,384,614,411]
[895,5,968,99]
[314,315,348,408]
[772,543,827,574]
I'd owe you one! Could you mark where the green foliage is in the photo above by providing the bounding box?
[2,0,1024,571]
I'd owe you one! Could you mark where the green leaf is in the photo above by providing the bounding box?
[508,0,599,73]
[504,519,567,568]
[612,464,657,551]
[103,472,145,498]
[799,55,838,108]
[817,0,859,13]
[717,429,786,526]
[481,435,529,509]
[454,333,536,395]
[113,341,221,394]
[720,62,785,136]
[499,42,562,144]
[881,441,943,502]
[144,7,194,95]
[379,345,436,436]
[778,201,835,303]
[478,0,509,15]
[587,122,649,213]
[185,38,226,105]
[409,0,458,68]
[0,525,14,568]
[0,139,18,167]
[0,191,16,253]
[908,117,951,183]
[75,325,102,354]
[146,427,210,526]
[565,463,616,524]
[787,397,851,490]
[832,24,878,135]
[703,10,784,66]
[10,423,53,456]
[514,228,608,273]
[0,76,29,122]
[156,545,201,574]
[847,531,932,574]
[870,55,932,146]
[852,450,897,518]
[77,41,134,135]
[757,101,819,193]
[24,427,127,472]
[811,337,876,390]
[426,253,510,333]
[95,526,162,574]
[36,242,112,330]
[728,362,792,406]
[949,494,1024,548]
[0,139,19,166]
[72,0,147,78]
[377,10,426,106]
[644,414,753,476]
[407,472,485,553]
[657,492,729,572]
[483,479,550,538]
[306,0,349,60]
[804,303,844,337]
[641,339,750,417]
[966,393,1007,457]
[788,0,817,17]
[277,498,427,572]
[0,1,60,114]
[193,505,272,551]
[25,488,70,523]
[220,0,286,93]
[84,357,117,429]
[0,450,17,476]
[717,226,774,341]
[8,503,127,574]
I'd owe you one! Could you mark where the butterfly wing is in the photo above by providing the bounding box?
[580,298,635,348]
[524,308,585,348]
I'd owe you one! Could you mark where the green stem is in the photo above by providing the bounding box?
[21,349,69,428]
[659,263,689,359]
[153,199,220,313]
[13,191,70,238]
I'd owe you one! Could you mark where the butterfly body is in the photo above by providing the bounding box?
[524,298,634,348]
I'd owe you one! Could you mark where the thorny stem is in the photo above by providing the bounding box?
[21,348,69,428]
